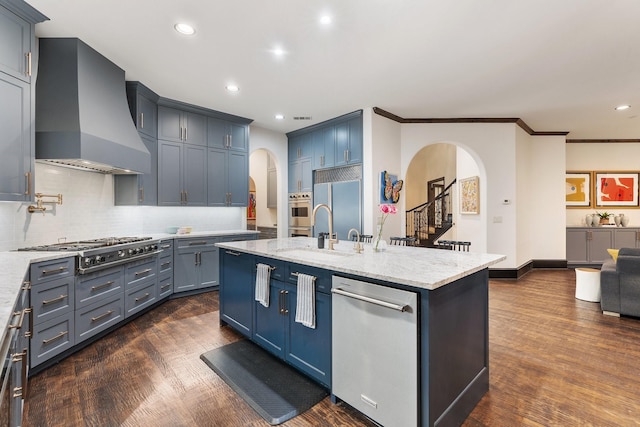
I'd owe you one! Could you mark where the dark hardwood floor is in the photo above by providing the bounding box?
[23,269,640,426]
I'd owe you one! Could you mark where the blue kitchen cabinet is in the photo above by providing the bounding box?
[125,81,158,138]
[313,126,336,170]
[157,105,207,146]
[207,147,248,207]
[114,133,158,206]
[174,237,220,293]
[208,117,248,152]
[285,284,331,387]
[0,1,45,202]
[288,157,312,193]
[288,133,313,161]
[158,239,174,298]
[157,140,207,206]
[334,115,363,166]
[219,249,254,337]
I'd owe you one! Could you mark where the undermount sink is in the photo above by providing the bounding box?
[275,245,356,261]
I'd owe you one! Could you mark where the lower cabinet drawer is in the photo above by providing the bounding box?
[125,280,157,318]
[31,312,75,367]
[75,294,125,343]
[32,277,74,324]
[75,266,124,309]
[158,275,173,299]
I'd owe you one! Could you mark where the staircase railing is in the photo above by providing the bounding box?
[405,179,456,247]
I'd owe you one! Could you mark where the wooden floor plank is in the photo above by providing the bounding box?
[23,269,640,426]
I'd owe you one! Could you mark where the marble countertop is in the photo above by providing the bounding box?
[217,237,506,291]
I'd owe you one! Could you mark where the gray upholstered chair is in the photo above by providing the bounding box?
[601,247,640,317]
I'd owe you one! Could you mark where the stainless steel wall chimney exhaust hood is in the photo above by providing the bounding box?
[35,38,150,174]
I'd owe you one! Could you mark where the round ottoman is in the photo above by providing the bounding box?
[575,268,601,302]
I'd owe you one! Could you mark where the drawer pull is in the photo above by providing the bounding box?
[42,294,67,305]
[161,262,171,268]
[134,268,152,277]
[8,308,27,330]
[161,283,171,290]
[42,330,68,345]
[91,310,114,322]
[91,280,114,291]
[188,241,208,246]
[41,266,68,276]
[135,293,151,302]
[225,250,241,256]
[161,244,172,249]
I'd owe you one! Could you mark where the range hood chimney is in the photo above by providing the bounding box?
[35,38,150,174]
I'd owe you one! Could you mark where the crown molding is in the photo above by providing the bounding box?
[566,139,640,143]
[373,107,569,136]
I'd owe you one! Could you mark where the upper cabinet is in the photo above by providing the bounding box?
[0,4,34,83]
[287,110,363,187]
[126,81,158,138]
[155,98,252,207]
[158,105,207,146]
[0,1,47,202]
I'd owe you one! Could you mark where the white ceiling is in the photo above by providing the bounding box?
[25,0,640,138]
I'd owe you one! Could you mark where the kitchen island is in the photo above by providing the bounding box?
[216,237,505,427]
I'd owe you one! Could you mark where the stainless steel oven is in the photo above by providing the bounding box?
[288,192,312,228]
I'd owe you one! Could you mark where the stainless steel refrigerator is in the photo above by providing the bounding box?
[313,180,362,240]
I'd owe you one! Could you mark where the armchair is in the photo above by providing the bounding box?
[600,247,640,317]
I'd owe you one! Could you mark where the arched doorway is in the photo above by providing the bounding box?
[405,142,483,251]
[248,149,278,239]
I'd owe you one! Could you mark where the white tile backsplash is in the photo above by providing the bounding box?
[0,163,244,251]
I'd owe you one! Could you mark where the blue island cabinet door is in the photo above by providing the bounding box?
[285,285,332,387]
[253,280,286,358]
[220,250,254,337]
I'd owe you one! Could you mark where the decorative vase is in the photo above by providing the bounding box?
[585,214,593,227]
[614,215,621,227]
[621,215,630,227]
[373,239,387,252]
[591,214,600,227]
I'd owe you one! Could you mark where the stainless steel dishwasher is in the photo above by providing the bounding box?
[331,276,418,427]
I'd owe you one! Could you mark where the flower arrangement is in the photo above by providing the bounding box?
[375,204,397,251]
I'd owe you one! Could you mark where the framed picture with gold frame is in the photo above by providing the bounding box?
[594,171,639,207]
[460,176,479,214]
[566,171,592,208]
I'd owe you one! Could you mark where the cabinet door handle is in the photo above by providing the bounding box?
[41,266,68,276]
[91,310,114,322]
[225,250,241,256]
[140,112,144,129]
[91,280,114,291]
[161,244,171,249]
[26,52,32,77]
[321,155,324,166]
[42,330,68,345]
[24,172,32,196]
[188,241,208,246]
[135,293,150,303]
[283,290,289,314]
[42,294,67,305]
[587,231,592,241]
[134,268,152,277]
[139,186,144,202]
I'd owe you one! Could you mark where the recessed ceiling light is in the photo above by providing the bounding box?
[615,105,631,111]
[275,114,285,120]
[174,23,195,35]
[226,85,239,92]
[320,15,332,25]
[272,47,286,57]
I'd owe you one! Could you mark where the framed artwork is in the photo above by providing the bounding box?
[594,172,639,207]
[247,191,256,219]
[566,172,592,207]
[460,176,479,214]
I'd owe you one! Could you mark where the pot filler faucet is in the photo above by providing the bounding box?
[312,204,338,250]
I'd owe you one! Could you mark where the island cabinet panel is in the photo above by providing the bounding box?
[253,257,286,356]
[422,269,489,427]
[219,249,254,337]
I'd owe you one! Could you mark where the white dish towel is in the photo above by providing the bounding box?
[295,273,316,329]
[255,263,271,307]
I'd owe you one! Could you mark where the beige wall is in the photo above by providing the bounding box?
[405,143,456,211]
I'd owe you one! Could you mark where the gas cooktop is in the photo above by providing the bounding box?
[18,236,153,252]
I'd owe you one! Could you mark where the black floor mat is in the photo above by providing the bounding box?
[200,340,329,425]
